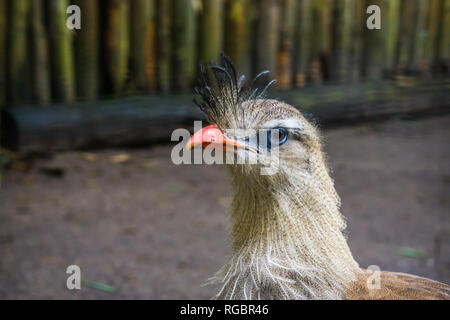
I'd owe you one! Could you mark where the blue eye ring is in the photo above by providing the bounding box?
[267,127,288,149]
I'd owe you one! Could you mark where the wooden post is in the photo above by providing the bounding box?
[105,0,129,95]
[173,0,197,91]
[277,0,297,89]
[73,0,99,101]
[30,0,51,105]
[156,0,172,93]
[9,0,30,104]
[198,0,224,64]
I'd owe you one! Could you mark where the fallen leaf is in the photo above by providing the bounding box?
[111,153,131,164]
[143,159,159,169]
[397,246,427,259]
[81,153,99,161]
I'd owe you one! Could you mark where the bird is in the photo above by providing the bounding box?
[185,53,450,300]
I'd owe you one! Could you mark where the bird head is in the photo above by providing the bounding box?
[187,54,325,187]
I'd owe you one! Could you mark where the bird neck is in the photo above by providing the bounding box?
[211,160,360,299]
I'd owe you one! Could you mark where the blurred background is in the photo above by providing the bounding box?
[0,0,449,299]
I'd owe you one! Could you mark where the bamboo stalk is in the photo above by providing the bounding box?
[350,0,365,82]
[361,0,387,80]
[0,0,7,106]
[146,0,156,91]
[442,0,450,64]
[330,0,350,82]
[385,0,401,74]
[434,0,446,73]
[411,0,428,74]
[105,0,129,95]
[73,0,99,101]
[129,0,150,92]
[255,0,281,81]
[395,0,417,73]
[173,0,197,91]
[293,0,313,87]
[156,0,172,93]
[225,0,251,76]
[276,0,297,89]
[9,0,30,104]
[48,0,76,102]
[30,0,51,105]
[198,0,224,63]
[422,0,440,74]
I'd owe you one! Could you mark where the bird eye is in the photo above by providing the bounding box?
[266,127,288,149]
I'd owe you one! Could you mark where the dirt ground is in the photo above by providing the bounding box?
[0,115,449,299]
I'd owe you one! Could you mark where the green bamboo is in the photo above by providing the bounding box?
[411,0,428,74]
[173,0,197,91]
[255,0,281,80]
[350,0,365,82]
[361,0,387,80]
[293,0,313,87]
[0,0,7,106]
[340,0,356,82]
[30,0,51,105]
[156,0,171,93]
[309,0,332,84]
[330,0,351,82]
[48,0,76,102]
[146,1,157,91]
[198,0,224,64]
[422,0,440,73]
[395,0,417,73]
[442,0,450,63]
[129,0,150,92]
[385,0,401,74]
[434,0,446,71]
[277,0,297,89]
[225,0,251,77]
[73,0,99,101]
[105,0,129,95]
[9,0,29,104]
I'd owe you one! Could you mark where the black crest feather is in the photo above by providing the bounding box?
[193,53,275,128]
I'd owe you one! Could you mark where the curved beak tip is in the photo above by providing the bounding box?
[185,124,245,152]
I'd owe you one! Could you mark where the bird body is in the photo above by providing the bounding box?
[187,54,450,300]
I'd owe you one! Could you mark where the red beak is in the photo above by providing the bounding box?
[185,124,246,152]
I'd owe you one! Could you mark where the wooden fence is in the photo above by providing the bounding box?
[0,0,448,107]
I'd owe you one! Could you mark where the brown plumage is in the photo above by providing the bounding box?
[188,54,450,300]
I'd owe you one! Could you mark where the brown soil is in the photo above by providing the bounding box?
[0,115,449,299]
